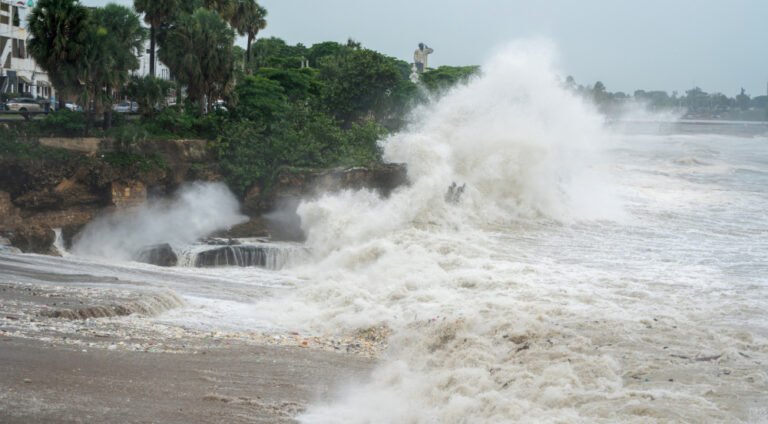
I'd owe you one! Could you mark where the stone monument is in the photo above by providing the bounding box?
[413,43,434,74]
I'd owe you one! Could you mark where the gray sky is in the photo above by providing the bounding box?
[83,0,768,96]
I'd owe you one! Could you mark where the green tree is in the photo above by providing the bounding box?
[81,4,146,130]
[252,37,305,69]
[684,87,709,113]
[26,0,89,105]
[318,48,403,126]
[254,68,320,102]
[592,81,607,104]
[217,120,270,195]
[420,66,479,92]
[232,75,289,124]
[159,8,236,115]
[229,0,267,67]
[306,41,348,66]
[735,88,750,110]
[124,76,173,118]
[134,0,180,77]
[203,0,236,19]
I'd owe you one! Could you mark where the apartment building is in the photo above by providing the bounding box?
[0,0,55,101]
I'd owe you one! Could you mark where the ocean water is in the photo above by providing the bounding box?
[3,42,767,422]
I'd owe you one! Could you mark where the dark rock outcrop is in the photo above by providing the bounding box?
[244,164,407,215]
[134,243,178,267]
[39,294,182,320]
[10,223,55,254]
[241,164,408,241]
[211,217,270,239]
[0,191,22,232]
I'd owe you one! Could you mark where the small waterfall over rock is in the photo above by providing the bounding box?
[181,243,305,269]
[52,228,68,257]
[130,240,308,270]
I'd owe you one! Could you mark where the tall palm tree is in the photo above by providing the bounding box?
[230,1,266,67]
[204,0,236,20]
[159,8,235,115]
[88,4,146,129]
[27,0,89,103]
[133,0,179,77]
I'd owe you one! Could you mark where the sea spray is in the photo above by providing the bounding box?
[72,182,247,260]
[237,42,650,422]
[243,41,768,423]
[297,40,621,257]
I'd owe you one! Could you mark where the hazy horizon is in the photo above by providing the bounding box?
[81,0,768,97]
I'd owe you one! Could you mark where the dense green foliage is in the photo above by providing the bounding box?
[85,4,147,129]
[35,110,87,137]
[27,0,90,100]
[133,0,182,77]
[25,0,486,196]
[124,76,173,118]
[102,151,167,172]
[567,76,768,120]
[159,8,235,115]
[28,1,146,131]
[420,66,480,92]
[229,1,267,65]
[211,37,430,194]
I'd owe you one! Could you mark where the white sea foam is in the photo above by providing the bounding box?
[29,39,767,423]
[230,41,768,423]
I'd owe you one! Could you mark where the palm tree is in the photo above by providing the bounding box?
[133,0,179,77]
[159,8,235,115]
[230,1,266,67]
[204,0,236,20]
[87,4,146,129]
[26,0,89,104]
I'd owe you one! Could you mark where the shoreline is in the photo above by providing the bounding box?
[0,261,382,423]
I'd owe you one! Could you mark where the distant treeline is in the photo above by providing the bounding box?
[566,76,768,120]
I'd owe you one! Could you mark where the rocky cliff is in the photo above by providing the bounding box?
[1,138,407,253]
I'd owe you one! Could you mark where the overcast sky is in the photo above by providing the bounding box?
[82,0,768,96]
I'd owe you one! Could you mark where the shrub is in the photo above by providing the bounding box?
[34,110,87,137]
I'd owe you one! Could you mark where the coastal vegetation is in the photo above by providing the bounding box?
[19,0,468,196]
[566,76,768,120]
[15,0,767,198]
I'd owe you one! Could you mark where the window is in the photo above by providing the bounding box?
[12,7,19,27]
[0,3,9,12]
[12,39,24,58]
[0,16,7,25]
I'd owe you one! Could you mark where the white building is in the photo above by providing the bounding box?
[0,0,54,101]
[131,39,171,81]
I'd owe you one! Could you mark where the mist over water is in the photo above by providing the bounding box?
[72,182,246,260]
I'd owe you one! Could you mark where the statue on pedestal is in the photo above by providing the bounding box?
[413,43,434,74]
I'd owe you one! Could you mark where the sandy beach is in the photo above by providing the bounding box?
[0,337,372,424]
[0,260,377,424]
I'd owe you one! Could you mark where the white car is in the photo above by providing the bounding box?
[5,97,43,112]
[63,102,82,112]
[112,101,139,113]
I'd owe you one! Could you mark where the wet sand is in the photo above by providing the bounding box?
[0,256,377,423]
[0,337,372,424]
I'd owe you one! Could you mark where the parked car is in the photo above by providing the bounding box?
[63,102,83,112]
[5,97,43,113]
[213,99,228,112]
[112,101,139,113]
